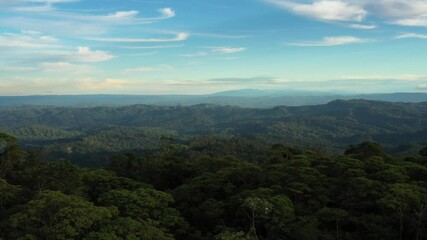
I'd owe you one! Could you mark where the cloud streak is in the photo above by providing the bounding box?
[123,65,173,74]
[349,24,377,29]
[341,74,427,81]
[182,47,246,57]
[396,33,427,39]
[0,32,59,48]
[85,32,189,43]
[288,36,370,47]
[76,78,128,89]
[207,76,282,85]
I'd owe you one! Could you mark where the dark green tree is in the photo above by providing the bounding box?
[7,191,116,240]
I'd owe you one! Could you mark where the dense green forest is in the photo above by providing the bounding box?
[0,100,426,166]
[1,132,426,240]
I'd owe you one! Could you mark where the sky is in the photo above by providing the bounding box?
[1,0,427,95]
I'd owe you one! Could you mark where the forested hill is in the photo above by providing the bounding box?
[0,100,426,161]
[1,99,426,130]
[1,92,427,108]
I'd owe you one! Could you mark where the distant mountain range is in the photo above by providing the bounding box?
[0,90,427,108]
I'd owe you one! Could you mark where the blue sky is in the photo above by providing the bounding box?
[1,0,427,95]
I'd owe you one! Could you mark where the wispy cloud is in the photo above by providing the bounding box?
[418,84,427,89]
[121,51,158,57]
[0,66,37,72]
[216,57,240,61]
[123,64,173,74]
[119,44,184,50]
[396,33,427,39]
[0,32,59,48]
[190,32,253,39]
[0,45,114,64]
[46,8,175,22]
[96,11,139,21]
[5,0,78,12]
[1,6,178,37]
[208,76,282,85]
[12,4,54,12]
[288,36,370,47]
[85,32,189,43]
[76,78,128,89]
[182,47,246,57]
[349,24,377,29]
[10,4,176,22]
[341,74,427,81]
[14,0,79,3]
[392,17,427,27]
[41,62,94,73]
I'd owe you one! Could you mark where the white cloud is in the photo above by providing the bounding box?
[122,51,158,57]
[0,66,37,72]
[76,78,128,89]
[396,33,427,39]
[190,32,253,39]
[158,8,176,19]
[38,10,142,23]
[1,17,107,36]
[266,0,367,22]
[41,62,94,73]
[21,30,41,35]
[42,8,174,23]
[101,11,139,21]
[349,24,377,29]
[20,0,78,3]
[0,40,113,63]
[363,0,427,19]
[418,84,427,89]
[266,0,427,28]
[69,47,114,62]
[0,32,59,48]
[182,47,246,57]
[12,5,54,12]
[341,74,427,81]
[6,0,77,12]
[123,65,173,73]
[289,36,369,46]
[85,32,189,43]
[392,16,427,27]
[119,44,184,49]
[217,57,240,61]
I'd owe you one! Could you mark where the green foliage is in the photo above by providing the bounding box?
[216,230,256,240]
[345,142,385,159]
[0,178,21,211]
[7,191,116,240]
[0,133,25,177]
[98,188,188,237]
[84,217,174,240]
[1,132,427,240]
[420,146,427,157]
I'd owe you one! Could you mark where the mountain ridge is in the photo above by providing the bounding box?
[1,91,427,108]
